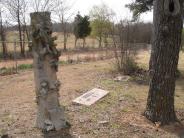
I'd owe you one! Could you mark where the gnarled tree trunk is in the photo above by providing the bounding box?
[145,0,183,125]
[30,12,70,136]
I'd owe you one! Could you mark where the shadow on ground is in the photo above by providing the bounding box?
[43,130,73,138]
[162,122,184,138]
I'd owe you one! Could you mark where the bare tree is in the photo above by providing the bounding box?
[90,3,115,48]
[4,0,26,56]
[111,20,138,74]
[31,0,56,12]
[0,9,7,58]
[54,0,74,51]
[20,0,29,50]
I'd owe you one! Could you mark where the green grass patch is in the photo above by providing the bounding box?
[18,64,33,70]
[110,123,121,129]
[0,60,74,76]
[59,60,70,65]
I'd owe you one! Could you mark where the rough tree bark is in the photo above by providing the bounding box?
[145,0,183,125]
[30,12,70,137]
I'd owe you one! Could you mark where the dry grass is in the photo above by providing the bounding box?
[0,31,102,53]
[0,50,114,69]
[0,50,184,138]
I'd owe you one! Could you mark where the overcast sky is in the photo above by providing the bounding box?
[1,0,153,24]
[71,0,153,22]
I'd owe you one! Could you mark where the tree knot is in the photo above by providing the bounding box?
[164,0,180,16]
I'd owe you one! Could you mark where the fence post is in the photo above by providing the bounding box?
[14,40,18,73]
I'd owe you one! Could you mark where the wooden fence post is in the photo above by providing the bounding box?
[14,40,18,73]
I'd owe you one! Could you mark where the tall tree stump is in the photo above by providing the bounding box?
[30,12,70,137]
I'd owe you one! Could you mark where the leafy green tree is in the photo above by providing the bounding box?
[90,4,115,48]
[73,13,91,48]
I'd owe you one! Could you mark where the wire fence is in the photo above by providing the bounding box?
[0,39,109,59]
[0,40,150,76]
[0,40,111,75]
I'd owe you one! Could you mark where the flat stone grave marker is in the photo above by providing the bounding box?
[73,88,109,106]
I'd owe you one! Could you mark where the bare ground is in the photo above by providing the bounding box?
[0,51,184,138]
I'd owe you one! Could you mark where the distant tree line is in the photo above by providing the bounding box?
[6,23,74,33]
[0,1,153,59]
[114,21,152,44]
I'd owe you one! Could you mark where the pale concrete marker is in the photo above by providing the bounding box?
[73,88,109,106]
[114,75,130,82]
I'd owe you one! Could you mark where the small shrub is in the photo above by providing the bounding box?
[120,57,139,75]
[59,61,68,65]
[67,59,75,64]
[0,67,16,76]
[76,46,90,52]
[84,56,93,62]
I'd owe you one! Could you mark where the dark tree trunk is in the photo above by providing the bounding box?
[1,30,7,59]
[25,25,30,42]
[17,1,24,57]
[75,37,77,48]
[83,38,86,48]
[144,0,183,125]
[22,25,26,54]
[23,23,31,51]
[62,20,67,51]
[99,35,102,48]
[63,23,68,51]
[18,20,24,56]
[24,24,31,51]
[0,11,7,58]
[103,35,108,48]
[63,30,67,51]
